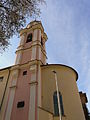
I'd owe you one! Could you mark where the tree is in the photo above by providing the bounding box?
[0,0,45,51]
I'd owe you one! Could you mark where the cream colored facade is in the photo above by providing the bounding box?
[0,21,86,120]
[40,64,85,120]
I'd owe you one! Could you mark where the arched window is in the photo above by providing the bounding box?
[53,91,64,116]
[41,37,43,46]
[26,33,32,43]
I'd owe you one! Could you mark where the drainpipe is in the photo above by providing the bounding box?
[52,70,62,120]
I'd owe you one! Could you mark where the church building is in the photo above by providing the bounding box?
[0,21,86,120]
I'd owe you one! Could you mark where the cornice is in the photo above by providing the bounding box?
[15,41,47,58]
[20,24,44,36]
[41,64,78,81]
[19,22,48,41]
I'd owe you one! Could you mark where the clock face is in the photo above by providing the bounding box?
[26,33,32,43]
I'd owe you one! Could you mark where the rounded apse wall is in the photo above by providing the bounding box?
[41,64,85,120]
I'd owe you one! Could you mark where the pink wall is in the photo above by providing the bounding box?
[10,67,31,120]
[21,50,32,64]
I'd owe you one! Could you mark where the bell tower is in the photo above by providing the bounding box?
[4,21,47,120]
[15,20,47,65]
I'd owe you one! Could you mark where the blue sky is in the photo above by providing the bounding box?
[0,0,90,110]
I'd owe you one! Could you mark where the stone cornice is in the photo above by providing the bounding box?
[19,22,47,41]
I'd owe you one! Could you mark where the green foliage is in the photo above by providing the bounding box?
[0,0,45,51]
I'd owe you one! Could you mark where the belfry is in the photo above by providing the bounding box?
[0,21,87,120]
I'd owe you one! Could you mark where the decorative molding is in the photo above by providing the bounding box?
[30,65,37,72]
[28,81,38,85]
[9,79,17,88]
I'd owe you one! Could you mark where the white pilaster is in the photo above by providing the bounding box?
[28,84,36,120]
[31,47,36,60]
[33,29,38,41]
[5,69,19,120]
[38,46,41,60]
[30,65,37,83]
[38,30,41,41]
[15,51,22,65]
[38,65,42,106]
[19,34,25,46]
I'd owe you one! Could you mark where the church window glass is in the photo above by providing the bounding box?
[53,91,64,116]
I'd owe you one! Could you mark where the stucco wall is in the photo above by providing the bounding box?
[38,107,53,120]
[0,69,10,120]
[0,68,12,120]
[0,70,9,106]
[41,64,85,120]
